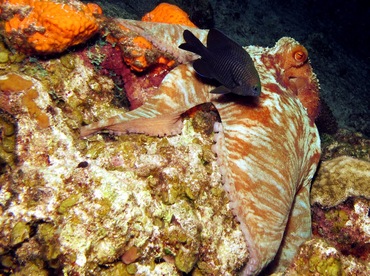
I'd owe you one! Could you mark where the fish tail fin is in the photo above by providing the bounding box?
[179,30,207,56]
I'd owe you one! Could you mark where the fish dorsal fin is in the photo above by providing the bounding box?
[179,30,206,56]
[207,29,240,52]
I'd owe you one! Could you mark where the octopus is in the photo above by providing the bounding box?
[81,20,321,275]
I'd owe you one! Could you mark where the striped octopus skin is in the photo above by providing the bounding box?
[80,22,321,275]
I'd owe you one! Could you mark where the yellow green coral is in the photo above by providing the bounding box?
[284,239,369,275]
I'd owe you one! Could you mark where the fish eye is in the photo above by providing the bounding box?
[251,85,261,96]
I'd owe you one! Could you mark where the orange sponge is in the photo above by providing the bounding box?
[0,73,49,128]
[22,88,50,128]
[142,3,196,27]
[0,0,102,54]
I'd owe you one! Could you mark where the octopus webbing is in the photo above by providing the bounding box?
[81,20,321,275]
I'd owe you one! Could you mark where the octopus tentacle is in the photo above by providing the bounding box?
[80,64,212,137]
[212,92,320,275]
[209,38,321,275]
[111,19,207,63]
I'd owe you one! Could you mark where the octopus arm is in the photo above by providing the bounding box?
[80,64,212,137]
[112,19,208,63]
[80,111,184,137]
[212,90,320,275]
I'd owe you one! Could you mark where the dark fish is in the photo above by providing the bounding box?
[179,29,261,97]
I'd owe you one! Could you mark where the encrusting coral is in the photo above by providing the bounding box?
[311,156,370,207]
[320,128,370,161]
[0,111,16,170]
[0,0,102,54]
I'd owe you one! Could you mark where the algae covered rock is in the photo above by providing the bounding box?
[0,48,248,275]
[308,155,370,273]
[311,197,370,265]
[283,239,369,275]
[320,129,370,161]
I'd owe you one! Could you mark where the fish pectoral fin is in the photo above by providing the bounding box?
[231,85,245,96]
[105,112,184,137]
[193,59,214,78]
[210,85,231,94]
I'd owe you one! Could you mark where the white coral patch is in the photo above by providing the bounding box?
[354,200,370,238]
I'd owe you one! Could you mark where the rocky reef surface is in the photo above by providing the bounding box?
[305,155,370,275]
[0,38,249,275]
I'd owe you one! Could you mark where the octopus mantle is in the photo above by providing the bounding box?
[81,20,321,275]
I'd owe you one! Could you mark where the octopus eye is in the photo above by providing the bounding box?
[294,50,307,63]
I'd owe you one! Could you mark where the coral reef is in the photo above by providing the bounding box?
[0,30,306,276]
[1,1,368,275]
[312,197,370,263]
[320,128,370,161]
[308,155,370,274]
[282,238,369,275]
[0,28,247,275]
[0,0,101,54]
